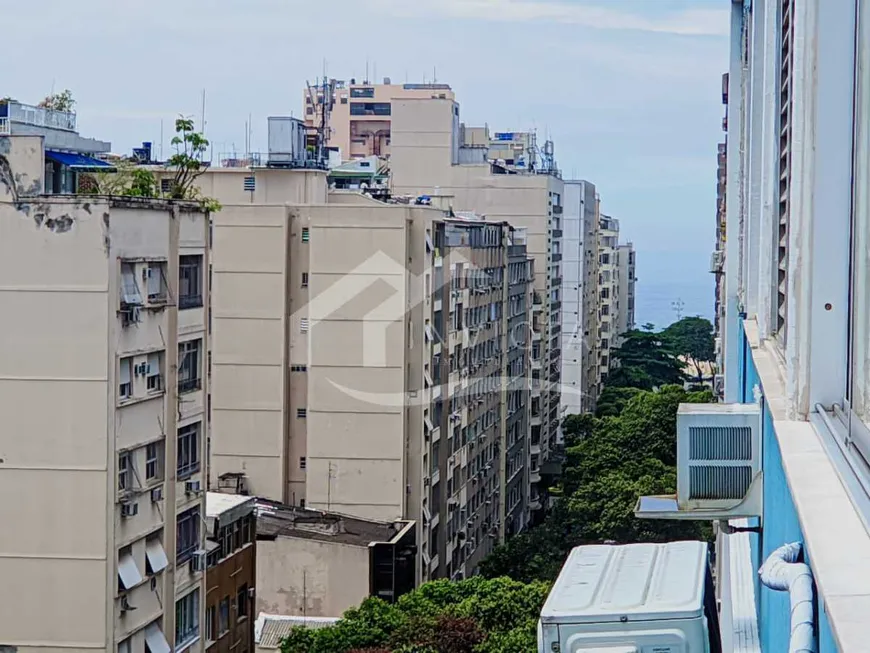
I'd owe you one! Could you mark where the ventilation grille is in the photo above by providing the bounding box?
[689,426,752,460]
[687,425,754,501]
[777,0,795,339]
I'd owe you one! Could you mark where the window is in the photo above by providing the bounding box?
[118,545,142,591]
[297,408,307,418]
[146,441,162,481]
[218,596,230,635]
[145,536,169,575]
[299,456,307,469]
[237,585,249,619]
[175,589,200,647]
[178,339,202,393]
[301,227,310,242]
[120,262,142,306]
[350,87,375,98]
[179,255,204,309]
[349,102,391,116]
[301,272,309,287]
[118,638,131,653]
[119,357,133,399]
[118,452,132,491]
[144,262,167,303]
[176,507,200,562]
[205,605,216,642]
[146,352,162,392]
[177,422,200,478]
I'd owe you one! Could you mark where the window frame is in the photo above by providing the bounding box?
[175,589,200,648]
[145,441,162,481]
[118,451,132,492]
[179,254,204,309]
[178,339,202,393]
[176,506,200,563]
[177,422,201,479]
[218,596,230,635]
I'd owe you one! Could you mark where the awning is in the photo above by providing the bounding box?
[118,551,143,590]
[144,623,171,653]
[145,538,169,574]
[45,150,115,170]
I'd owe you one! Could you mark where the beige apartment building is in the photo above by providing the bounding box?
[598,214,621,381]
[560,180,601,417]
[200,156,533,581]
[0,132,208,652]
[616,243,637,339]
[389,97,564,509]
[302,79,455,160]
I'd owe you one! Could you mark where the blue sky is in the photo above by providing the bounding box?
[5,0,729,328]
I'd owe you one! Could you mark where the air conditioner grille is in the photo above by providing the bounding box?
[689,426,752,461]
[689,465,752,500]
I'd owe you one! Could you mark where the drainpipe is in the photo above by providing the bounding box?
[758,542,816,653]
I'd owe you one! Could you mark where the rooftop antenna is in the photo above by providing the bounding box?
[365,58,370,84]
[433,66,437,83]
[200,89,206,135]
[373,62,377,84]
[671,298,685,321]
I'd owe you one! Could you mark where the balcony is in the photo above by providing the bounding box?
[3,101,77,131]
[0,117,8,134]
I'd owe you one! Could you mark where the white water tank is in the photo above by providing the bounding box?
[538,541,720,653]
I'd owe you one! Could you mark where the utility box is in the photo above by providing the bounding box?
[267,116,306,167]
[538,541,721,653]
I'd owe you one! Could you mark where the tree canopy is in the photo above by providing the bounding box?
[480,385,712,583]
[605,326,686,390]
[280,577,549,653]
[662,316,716,382]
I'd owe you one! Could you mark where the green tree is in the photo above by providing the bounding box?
[38,89,75,112]
[280,577,548,653]
[662,316,716,382]
[594,386,643,417]
[607,327,686,390]
[480,386,712,583]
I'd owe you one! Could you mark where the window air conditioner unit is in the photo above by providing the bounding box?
[190,550,207,573]
[150,487,163,503]
[635,401,762,521]
[185,480,202,495]
[120,501,139,518]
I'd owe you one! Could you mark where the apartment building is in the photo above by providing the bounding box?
[302,78,455,160]
[0,131,209,652]
[615,243,637,339]
[560,180,600,416]
[597,214,620,382]
[201,148,533,580]
[389,97,564,515]
[204,493,256,653]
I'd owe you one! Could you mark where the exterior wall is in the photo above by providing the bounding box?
[304,82,455,160]
[256,538,369,618]
[390,98,561,492]
[597,215,620,384]
[616,244,636,339]
[0,134,209,652]
[205,512,256,653]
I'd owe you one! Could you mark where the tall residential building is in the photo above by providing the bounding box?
[597,214,620,383]
[615,243,637,339]
[201,150,534,581]
[641,2,870,651]
[302,79,455,161]
[560,180,600,416]
[0,130,209,652]
[389,97,564,514]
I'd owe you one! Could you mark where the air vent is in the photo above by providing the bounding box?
[635,401,762,521]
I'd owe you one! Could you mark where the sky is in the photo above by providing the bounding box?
[5,0,729,329]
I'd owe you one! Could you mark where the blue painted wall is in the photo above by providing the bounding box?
[732,318,839,652]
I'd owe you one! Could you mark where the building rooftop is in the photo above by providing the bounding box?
[206,491,255,519]
[254,498,412,547]
[254,613,339,649]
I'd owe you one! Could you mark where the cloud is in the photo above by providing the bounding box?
[372,0,729,36]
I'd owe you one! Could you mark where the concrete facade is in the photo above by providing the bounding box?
[0,134,208,653]
[389,97,562,515]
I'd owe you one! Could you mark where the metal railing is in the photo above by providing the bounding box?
[0,117,8,134]
[7,102,76,131]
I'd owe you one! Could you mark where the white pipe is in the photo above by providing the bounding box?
[758,542,817,653]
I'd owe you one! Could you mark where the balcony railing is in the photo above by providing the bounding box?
[6,102,77,131]
[0,117,8,135]
[179,294,203,310]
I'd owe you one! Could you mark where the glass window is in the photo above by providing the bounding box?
[178,339,202,393]
[119,357,133,399]
[146,441,162,481]
[176,507,200,562]
[175,589,200,647]
[237,584,249,618]
[205,605,216,642]
[118,452,132,491]
[218,597,230,635]
[179,255,204,309]
[177,422,200,478]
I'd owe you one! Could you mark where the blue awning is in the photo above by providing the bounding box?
[45,150,115,170]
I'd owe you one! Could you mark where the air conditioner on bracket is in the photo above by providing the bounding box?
[635,401,762,521]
